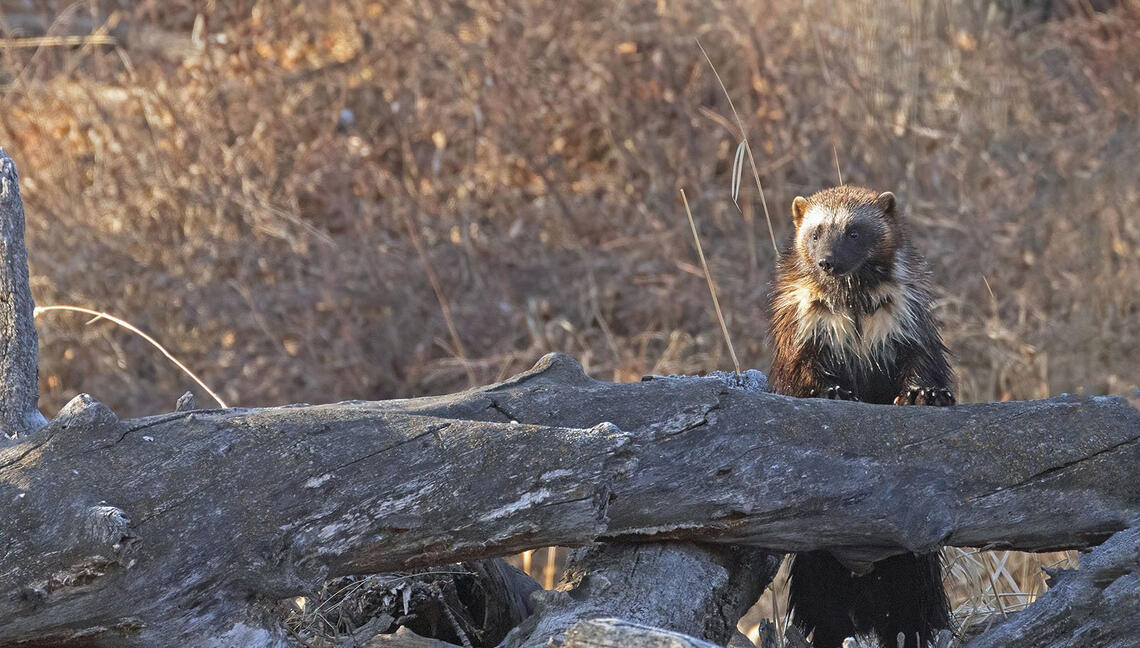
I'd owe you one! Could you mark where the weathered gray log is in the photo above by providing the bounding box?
[1,352,1139,645]
[314,541,776,648]
[290,558,538,647]
[0,150,46,439]
[366,627,464,648]
[500,543,779,648]
[963,523,1140,648]
[364,618,739,648]
[282,545,773,648]
[561,618,724,648]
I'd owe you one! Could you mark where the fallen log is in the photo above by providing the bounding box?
[3,354,1137,645]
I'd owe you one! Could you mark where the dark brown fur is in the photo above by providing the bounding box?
[768,186,953,648]
[769,186,953,406]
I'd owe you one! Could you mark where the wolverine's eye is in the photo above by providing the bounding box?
[847,230,859,239]
[811,229,820,241]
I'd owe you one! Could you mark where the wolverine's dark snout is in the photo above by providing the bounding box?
[809,235,863,276]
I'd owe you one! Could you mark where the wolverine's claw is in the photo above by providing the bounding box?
[817,385,859,401]
[894,388,918,405]
[895,387,955,406]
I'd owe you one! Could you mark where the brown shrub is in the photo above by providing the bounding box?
[3,1,1136,416]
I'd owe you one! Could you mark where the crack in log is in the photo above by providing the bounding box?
[534,495,595,512]
[486,399,519,423]
[900,428,958,450]
[729,438,793,466]
[639,397,723,440]
[591,483,613,523]
[0,431,53,472]
[974,435,1140,501]
[134,489,205,528]
[117,412,197,443]
[329,424,449,474]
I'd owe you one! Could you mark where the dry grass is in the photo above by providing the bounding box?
[2,0,1138,644]
[5,1,1138,411]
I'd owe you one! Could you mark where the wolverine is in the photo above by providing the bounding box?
[768,186,953,648]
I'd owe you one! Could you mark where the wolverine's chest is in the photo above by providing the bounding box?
[807,302,911,404]
[788,285,916,367]
[794,286,916,403]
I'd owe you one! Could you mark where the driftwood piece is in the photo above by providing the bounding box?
[561,618,724,648]
[0,151,46,438]
[963,524,1140,648]
[302,558,537,647]
[501,543,780,648]
[295,543,777,648]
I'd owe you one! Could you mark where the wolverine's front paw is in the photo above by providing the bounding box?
[895,387,955,406]
[810,385,860,401]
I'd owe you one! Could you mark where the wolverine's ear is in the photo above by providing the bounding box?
[875,191,896,216]
[792,196,809,228]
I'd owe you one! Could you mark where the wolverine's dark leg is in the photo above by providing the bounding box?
[790,551,950,648]
[789,551,859,648]
[857,552,950,648]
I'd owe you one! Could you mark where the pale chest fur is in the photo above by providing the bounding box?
[776,274,919,365]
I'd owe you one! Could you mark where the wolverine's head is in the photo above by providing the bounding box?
[790,186,898,280]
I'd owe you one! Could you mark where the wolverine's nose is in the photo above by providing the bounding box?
[818,258,835,273]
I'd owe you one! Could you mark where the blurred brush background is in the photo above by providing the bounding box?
[2,0,1136,643]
